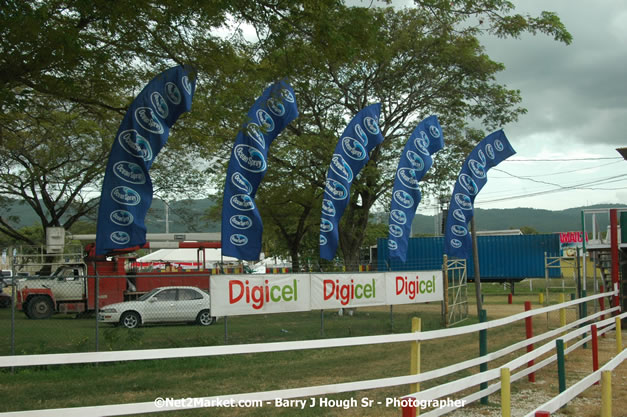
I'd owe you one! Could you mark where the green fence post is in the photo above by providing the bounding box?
[581,289,587,348]
[479,309,488,405]
[556,339,566,393]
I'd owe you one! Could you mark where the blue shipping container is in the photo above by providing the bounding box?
[377,234,561,280]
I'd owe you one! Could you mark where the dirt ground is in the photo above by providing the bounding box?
[447,331,627,417]
[361,299,626,416]
[448,300,627,417]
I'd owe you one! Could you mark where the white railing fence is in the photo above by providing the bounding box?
[0,289,622,417]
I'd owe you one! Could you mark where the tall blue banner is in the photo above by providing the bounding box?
[443,130,515,259]
[387,115,444,263]
[320,103,385,260]
[95,65,196,255]
[221,80,299,260]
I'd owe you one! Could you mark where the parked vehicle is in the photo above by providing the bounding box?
[15,241,217,319]
[99,286,215,328]
[1,270,12,287]
[0,292,11,308]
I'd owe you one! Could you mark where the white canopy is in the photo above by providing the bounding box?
[135,248,238,269]
[135,248,291,272]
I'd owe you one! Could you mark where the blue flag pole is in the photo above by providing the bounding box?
[319,103,385,261]
[387,115,444,263]
[221,80,299,261]
[95,65,196,255]
[443,129,516,260]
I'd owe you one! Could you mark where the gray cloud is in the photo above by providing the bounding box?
[481,0,627,146]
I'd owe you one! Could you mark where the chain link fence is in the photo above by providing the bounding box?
[5,246,610,356]
[1,271,223,355]
[1,259,449,356]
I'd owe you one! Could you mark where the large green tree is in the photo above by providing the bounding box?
[239,1,571,268]
[0,93,114,243]
[0,0,571,268]
[0,0,284,244]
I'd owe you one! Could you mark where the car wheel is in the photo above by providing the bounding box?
[196,310,215,326]
[27,296,54,319]
[120,311,141,329]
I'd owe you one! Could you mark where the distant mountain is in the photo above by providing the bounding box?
[1,198,220,234]
[145,198,220,233]
[406,204,625,235]
[2,197,624,236]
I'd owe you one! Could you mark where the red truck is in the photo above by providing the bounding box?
[16,241,220,319]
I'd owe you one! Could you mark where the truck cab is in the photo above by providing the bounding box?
[16,263,87,319]
[15,238,218,319]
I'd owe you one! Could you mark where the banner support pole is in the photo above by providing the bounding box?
[442,255,449,327]
[471,217,482,317]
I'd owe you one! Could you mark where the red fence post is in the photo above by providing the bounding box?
[401,403,416,417]
[508,293,513,304]
[524,301,535,382]
[535,412,551,417]
[591,324,599,385]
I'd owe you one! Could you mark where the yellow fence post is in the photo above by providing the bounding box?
[559,293,567,356]
[500,367,511,417]
[410,317,421,415]
[616,317,623,354]
[601,370,612,417]
[539,292,544,305]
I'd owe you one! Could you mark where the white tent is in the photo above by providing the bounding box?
[134,247,292,272]
[134,248,239,270]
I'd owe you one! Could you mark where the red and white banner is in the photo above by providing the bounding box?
[385,270,443,305]
[210,271,443,316]
[310,273,386,309]
[210,274,310,316]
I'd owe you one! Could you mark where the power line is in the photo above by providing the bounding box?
[475,173,627,204]
[491,168,627,190]
[477,169,627,197]
[506,157,623,162]
[492,168,567,188]
[489,160,624,179]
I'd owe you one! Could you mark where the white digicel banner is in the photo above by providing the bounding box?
[311,273,386,309]
[385,270,443,305]
[210,270,443,316]
[210,274,311,316]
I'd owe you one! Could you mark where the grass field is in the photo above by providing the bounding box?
[0,279,621,416]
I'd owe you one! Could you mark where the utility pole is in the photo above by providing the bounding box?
[154,200,173,234]
[165,201,169,234]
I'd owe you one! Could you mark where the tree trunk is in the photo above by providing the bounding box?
[338,191,375,271]
[290,246,300,272]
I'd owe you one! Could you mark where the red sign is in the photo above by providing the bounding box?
[559,232,588,244]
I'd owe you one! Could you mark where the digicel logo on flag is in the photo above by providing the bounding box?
[229,279,298,310]
[396,275,436,299]
[323,279,376,305]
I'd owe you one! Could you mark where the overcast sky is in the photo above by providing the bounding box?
[354,0,627,212]
[469,0,627,211]
[238,1,627,212]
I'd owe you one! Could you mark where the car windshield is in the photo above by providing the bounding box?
[138,288,161,301]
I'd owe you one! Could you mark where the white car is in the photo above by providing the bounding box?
[99,286,215,328]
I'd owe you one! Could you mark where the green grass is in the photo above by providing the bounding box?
[1,305,485,416]
[0,306,445,355]
[0,290,581,416]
